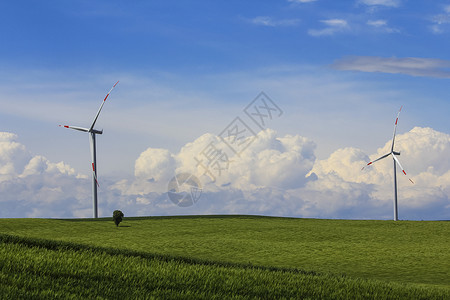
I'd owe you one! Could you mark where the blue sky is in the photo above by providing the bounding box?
[0,0,449,219]
[1,1,449,72]
[1,1,449,70]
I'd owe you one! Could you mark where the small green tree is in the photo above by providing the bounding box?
[113,210,124,227]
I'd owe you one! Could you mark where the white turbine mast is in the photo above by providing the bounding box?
[60,81,119,218]
[362,106,414,221]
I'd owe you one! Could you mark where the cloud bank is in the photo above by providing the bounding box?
[0,132,90,218]
[1,127,449,220]
[112,127,449,220]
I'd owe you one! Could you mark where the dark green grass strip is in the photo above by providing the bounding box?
[0,233,318,276]
[1,234,449,299]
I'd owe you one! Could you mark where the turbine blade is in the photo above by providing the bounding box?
[392,154,414,184]
[391,106,402,152]
[59,125,89,132]
[89,135,100,187]
[92,163,100,187]
[89,81,119,132]
[392,154,406,175]
[365,153,390,168]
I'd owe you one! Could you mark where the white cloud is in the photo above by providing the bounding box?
[430,24,443,34]
[391,127,450,176]
[367,19,387,27]
[0,132,30,181]
[111,127,450,220]
[445,5,450,14]
[367,20,399,33]
[20,156,82,178]
[249,16,300,27]
[429,5,450,34]
[0,132,90,218]
[1,127,449,220]
[115,129,316,195]
[322,19,348,27]
[135,148,176,181]
[359,0,401,7]
[332,56,450,78]
[308,19,349,36]
[310,147,370,183]
[202,129,316,190]
[432,14,450,25]
[309,127,450,220]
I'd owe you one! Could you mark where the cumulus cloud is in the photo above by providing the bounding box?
[308,19,349,36]
[2,128,449,220]
[0,132,31,181]
[135,148,176,182]
[114,129,316,195]
[206,129,316,190]
[313,127,450,186]
[332,56,450,78]
[0,132,90,218]
[310,127,450,219]
[112,127,449,220]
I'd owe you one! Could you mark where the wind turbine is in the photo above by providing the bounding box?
[60,81,119,218]
[363,106,414,221]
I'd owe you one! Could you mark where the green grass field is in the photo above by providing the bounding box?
[0,215,449,298]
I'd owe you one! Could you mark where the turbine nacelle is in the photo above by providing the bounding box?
[91,129,103,135]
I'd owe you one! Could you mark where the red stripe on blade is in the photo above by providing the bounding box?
[403,170,406,175]
[368,162,372,165]
[64,126,69,128]
[92,163,95,171]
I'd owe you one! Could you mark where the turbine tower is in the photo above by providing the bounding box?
[60,81,119,218]
[363,106,414,221]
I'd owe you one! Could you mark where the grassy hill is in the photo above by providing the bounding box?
[0,215,449,298]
